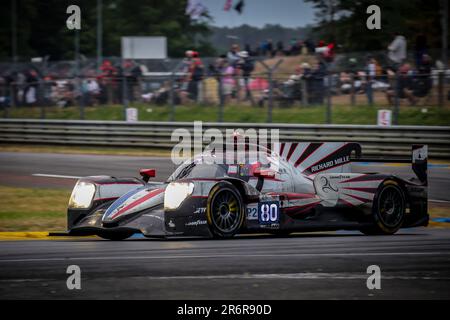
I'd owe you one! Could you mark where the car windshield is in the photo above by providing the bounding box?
[167,146,281,182]
[167,161,227,182]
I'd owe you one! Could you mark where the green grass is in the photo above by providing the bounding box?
[0,186,70,231]
[5,103,450,125]
[0,144,172,157]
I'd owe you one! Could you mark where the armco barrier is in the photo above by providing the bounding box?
[0,119,449,158]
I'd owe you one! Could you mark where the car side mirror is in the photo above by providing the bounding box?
[250,162,276,179]
[140,169,156,182]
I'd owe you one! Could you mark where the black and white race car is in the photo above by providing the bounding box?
[64,142,428,240]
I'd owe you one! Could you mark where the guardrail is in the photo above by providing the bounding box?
[0,119,449,158]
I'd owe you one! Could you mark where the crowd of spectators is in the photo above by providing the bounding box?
[1,33,447,111]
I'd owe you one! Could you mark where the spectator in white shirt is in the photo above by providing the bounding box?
[388,33,407,68]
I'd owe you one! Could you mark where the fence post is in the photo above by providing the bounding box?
[78,77,84,120]
[350,73,356,106]
[326,74,332,124]
[218,73,224,123]
[122,75,129,120]
[10,83,16,109]
[301,78,308,106]
[259,59,284,123]
[39,79,46,119]
[393,71,400,125]
[169,72,176,121]
[438,71,444,108]
[2,84,8,118]
[268,70,274,123]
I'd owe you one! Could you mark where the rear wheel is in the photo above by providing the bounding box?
[360,180,406,235]
[206,182,244,239]
[97,231,134,241]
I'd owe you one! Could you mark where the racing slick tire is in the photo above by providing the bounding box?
[97,231,134,241]
[206,182,245,239]
[360,180,406,235]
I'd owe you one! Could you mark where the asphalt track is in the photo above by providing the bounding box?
[0,152,449,201]
[0,151,450,300]
[1,229,450,299]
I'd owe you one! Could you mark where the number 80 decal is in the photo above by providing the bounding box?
[258,201,280,224]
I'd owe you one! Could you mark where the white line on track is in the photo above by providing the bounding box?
[140,273,450,281]
[1,251,450,263]
[429,199,450,204]
[32,173,81,179]
[2,273,450,282]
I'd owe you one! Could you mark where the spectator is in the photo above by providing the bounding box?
[315,40,335,63]
[276,41,284,56]
[227,44,241,67]
[415,34,428,67]
[305,38,315,54]
[388,32,407,69]
[187,51,204,102]
[244,44,253,56]
[412,54,432,99]
[365,56,377,105]
[25,69,39,106]
[100,60,117,104]
[237,51,254,101]
[220,60,236,104]
[307,58,327,105]
[288,38,298,55]
[87,78,100,105]
[260,40,268,56]
[386,63,417,106]
[267,39,274,58]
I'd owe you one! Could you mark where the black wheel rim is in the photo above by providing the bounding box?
[211,190,240,234]
[378,186,404,228]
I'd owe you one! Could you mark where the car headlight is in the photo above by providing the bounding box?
[164,182,194,210]
[68,181,96,209]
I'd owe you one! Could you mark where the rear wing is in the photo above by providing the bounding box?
[273,142,427,185]
[350,145,428,186]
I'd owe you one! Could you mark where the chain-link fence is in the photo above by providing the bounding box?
[1,59,449,124]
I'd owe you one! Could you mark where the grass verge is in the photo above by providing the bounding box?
[0,186,70,231]
[0,144,171,157]
[5,103,450,126]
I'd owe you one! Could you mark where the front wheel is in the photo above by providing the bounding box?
[206,182,244,239]
[360,180,406,235]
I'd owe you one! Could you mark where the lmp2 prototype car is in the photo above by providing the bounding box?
[65,142,428,240]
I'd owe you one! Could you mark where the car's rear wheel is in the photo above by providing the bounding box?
[97,231,134,241]
[360,180,406,235]
[206,182,244,239]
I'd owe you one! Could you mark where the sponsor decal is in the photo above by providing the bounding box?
[246,204,258,220]
[320,176,338,193]
[260,223,281,230]
[185,220,207,227]
[258,201,280,225]
[310,155,349,173]
[193,207,207,215]
[228,165,238,174]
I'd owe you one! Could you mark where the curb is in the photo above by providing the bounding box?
[0,232,96,241]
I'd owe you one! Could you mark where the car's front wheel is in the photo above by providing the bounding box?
[360,180,406,235]
[206,182,244,239]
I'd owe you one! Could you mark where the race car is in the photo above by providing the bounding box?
[64,142,428,240]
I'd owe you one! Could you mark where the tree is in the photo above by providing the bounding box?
[306,0,446,53]
[0,0,215,61]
